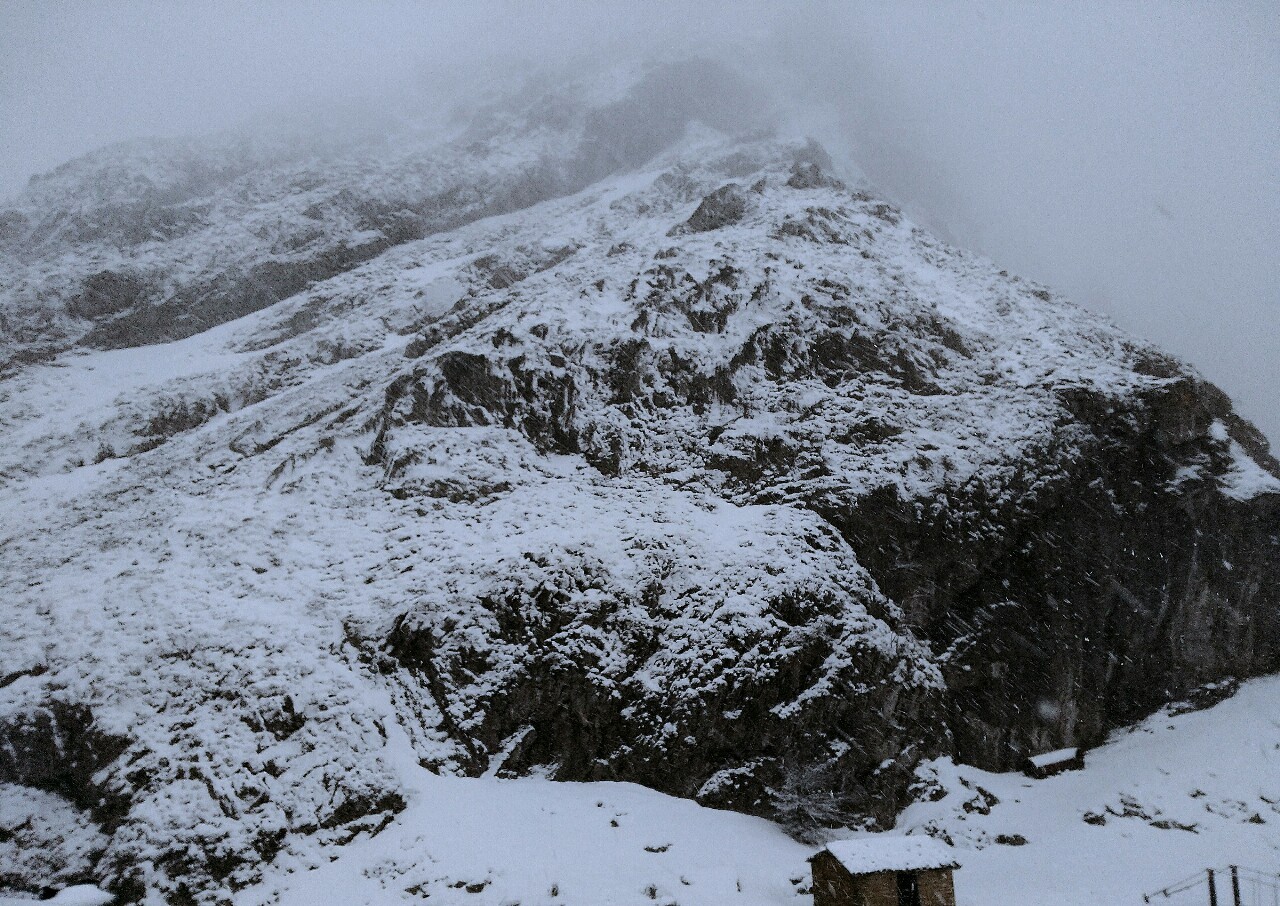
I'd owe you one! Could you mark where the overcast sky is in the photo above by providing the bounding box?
[2,1,1276,443]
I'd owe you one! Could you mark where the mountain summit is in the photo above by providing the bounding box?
[1,64,1277,903]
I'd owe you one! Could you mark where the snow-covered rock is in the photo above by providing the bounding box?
[0,63,1276,903]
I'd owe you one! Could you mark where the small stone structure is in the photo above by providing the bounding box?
[1023,746,1084,778]
[809,836,960,906]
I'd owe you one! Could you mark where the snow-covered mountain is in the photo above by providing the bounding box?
[1,62,1277,903]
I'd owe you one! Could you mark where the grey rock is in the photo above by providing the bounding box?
[671,183,750,235]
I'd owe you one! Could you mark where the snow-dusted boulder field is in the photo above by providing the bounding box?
[1,64,1277,903]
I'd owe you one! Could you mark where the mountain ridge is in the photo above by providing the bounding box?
[1,67,1277,903]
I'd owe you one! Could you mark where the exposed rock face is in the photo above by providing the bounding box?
[840,374,1280,765]
[367,150,1280,782]
[0,703,129,815]
[374,295,1280,775]
[382,511,941,830]
[67,271,151,320]
[672,182,750,234]
[0,67,1276,904]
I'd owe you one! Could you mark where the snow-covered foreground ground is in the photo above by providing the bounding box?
[3,639,1277,905]
[223,676,1280,906]
[229,678,815,906]
[899,676,1280,905]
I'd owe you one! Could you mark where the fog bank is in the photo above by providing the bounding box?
[2,0,1275,440]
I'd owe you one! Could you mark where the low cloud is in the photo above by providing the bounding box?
[2,0,1275,440]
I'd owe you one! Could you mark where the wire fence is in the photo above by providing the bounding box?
[1144,866,1280,906]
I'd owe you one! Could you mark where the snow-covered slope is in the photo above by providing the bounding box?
[13,673,1269,906]
[897,675,1280,905]
[23,672,1261,906]
[1,64,1277,904]
[249,673,1275,906]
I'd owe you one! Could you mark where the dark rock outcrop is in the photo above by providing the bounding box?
[385,547,940,834]
[672,183,750,234]
[818,376,1280,767]
[0,703,131,821]
[379,321,1280,775]
[370,181,1280,792]
[67,271,152,320]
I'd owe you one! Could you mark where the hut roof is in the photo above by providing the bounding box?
[1027,746,1079,769]
[820,837,960,875]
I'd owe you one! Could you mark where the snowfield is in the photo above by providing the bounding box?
[12,673,1261,904]
[248,674,1280,904]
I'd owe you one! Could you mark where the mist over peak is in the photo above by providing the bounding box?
[0,1,1276,439]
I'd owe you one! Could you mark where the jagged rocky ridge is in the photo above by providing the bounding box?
[1,66,1277,903]
[0,60,756,369]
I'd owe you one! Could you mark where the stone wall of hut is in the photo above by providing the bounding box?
[810,853,958,906]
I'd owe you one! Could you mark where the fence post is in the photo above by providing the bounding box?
[1209,869,1218,906]
[1231,866,1241,906]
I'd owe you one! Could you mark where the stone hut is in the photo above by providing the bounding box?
[1023,746,1084,779]
[809,836,960,906]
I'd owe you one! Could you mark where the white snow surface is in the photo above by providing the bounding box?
[823,836,959,874]
[0,886,114,906]
[219,673,1279,905]
[1026,747,1079,770]
[896,675,1280,905]
[1218,438,1280,500]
